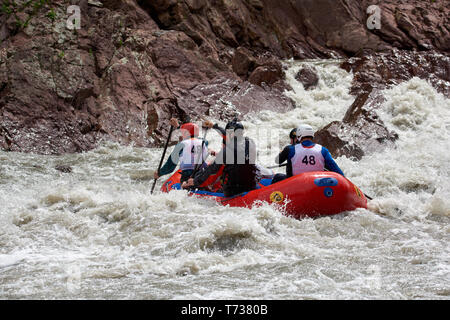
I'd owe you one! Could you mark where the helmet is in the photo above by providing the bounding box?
[289,128,297,140]
[225,118,244,131]
[180,122,199,138]
[296,124,315,140]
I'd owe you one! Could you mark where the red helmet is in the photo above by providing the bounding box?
[180,122,199,138]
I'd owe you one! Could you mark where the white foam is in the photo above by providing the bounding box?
[1,60,449,299]
[339,77,450,220]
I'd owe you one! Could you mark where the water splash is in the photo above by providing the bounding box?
[0,61,449,299]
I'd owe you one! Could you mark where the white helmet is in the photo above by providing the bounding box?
[296,124,315,140]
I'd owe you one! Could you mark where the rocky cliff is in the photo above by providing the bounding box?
[0,0,448,155]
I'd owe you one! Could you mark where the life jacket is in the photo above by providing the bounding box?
[198,164,225,192]
[179,138,208,171]
[290,142,325,176]
[221,136,258,192]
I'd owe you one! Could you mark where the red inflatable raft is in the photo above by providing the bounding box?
[161,170,368,218]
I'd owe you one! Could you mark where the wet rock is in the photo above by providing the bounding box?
[248,58,283,87]
[295,66,319,90]
[315,87,398,160]
[176,76,294,120]
[140,0,346,60]
[341,49,450,98]
[184,0,206,12]
[376,1,450,52]
[249,0,264,11]
[232,47,256,77]
[88,0,103,8]
[55,165,73,173]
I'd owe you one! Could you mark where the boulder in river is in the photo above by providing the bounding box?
[315,86,399,160]
[295,66,319,90]
[55,165,73,173]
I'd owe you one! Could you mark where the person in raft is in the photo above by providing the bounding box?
[182,119,260,197]
[153,118,212,184]
[271,124,344,183]
[271,128,299,184]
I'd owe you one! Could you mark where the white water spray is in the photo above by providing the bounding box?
[0,60,449,299]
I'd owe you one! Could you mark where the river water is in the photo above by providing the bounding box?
[0,60,449,300]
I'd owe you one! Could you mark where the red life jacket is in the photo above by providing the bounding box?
[198,164,224,192]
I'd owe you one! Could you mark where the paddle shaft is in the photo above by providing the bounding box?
[267,163,287,169]
[151,125,175,194]
[190,127,210,178]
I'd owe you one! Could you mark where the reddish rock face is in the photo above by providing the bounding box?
[341,50,450,98]
[232,47,256,77]
[0,0,298,154]
[0,0,448,155]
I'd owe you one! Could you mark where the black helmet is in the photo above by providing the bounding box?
[225,118,244,131]
[289,128,297,140]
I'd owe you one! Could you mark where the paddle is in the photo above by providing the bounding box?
[190,126,210,179]
[151,125,175,194]
[265,163,373,200]
[266,163,287,169]
[359,191,373,200]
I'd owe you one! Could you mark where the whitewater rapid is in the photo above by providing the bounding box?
[0,60,449,299]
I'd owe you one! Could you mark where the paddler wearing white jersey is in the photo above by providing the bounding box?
[153,120,210,183]
[273,124,344,184]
